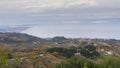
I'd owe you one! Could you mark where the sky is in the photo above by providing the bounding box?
[0,0,120,39]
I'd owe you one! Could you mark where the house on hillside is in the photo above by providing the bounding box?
[105,50,113,55]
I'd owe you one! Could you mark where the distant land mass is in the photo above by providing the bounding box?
[0,32,120,68]
[0,32,120,43]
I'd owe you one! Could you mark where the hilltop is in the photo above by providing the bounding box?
[0,32,46,43]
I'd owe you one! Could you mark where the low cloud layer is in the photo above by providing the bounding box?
[0,25,32,32]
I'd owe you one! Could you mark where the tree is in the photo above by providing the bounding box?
[80,45,100,59]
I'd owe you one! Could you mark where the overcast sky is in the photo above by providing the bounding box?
[0,0,120,39]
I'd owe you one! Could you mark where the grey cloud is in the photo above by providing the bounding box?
[0,0,120,12]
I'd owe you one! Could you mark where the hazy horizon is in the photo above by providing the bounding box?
[0,0,120,39]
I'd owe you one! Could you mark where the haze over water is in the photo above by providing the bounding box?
[0,0,120,39]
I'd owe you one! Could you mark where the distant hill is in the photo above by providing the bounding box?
[51,36,68,42]
[0,32,46,43]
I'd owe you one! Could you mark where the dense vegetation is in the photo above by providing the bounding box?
[47,45,100,59]
[56,56,120,68]
[47,47,76,58]
[80,45,100,59]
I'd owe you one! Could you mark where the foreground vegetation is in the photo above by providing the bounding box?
[56,56,120,68]
[0,46,120,68]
